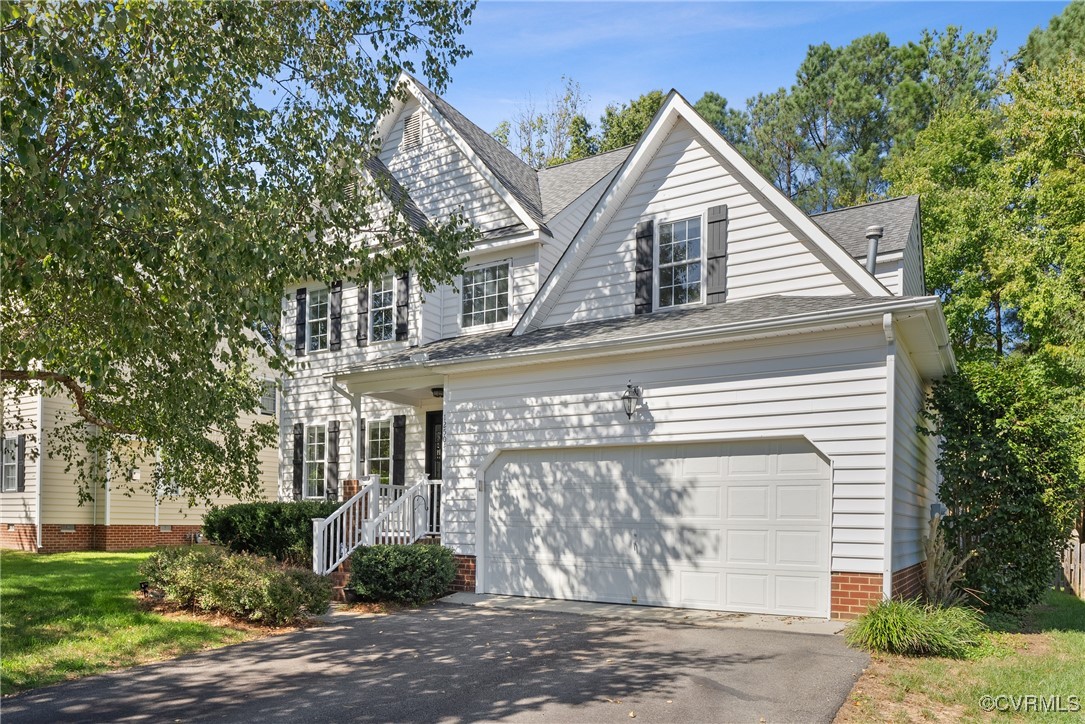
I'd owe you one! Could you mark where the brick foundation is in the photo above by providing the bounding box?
[892,561,925,600]
[451,554,476,592]
[1,523,38,551]
[831,572,884,619]
[25,524,204,553]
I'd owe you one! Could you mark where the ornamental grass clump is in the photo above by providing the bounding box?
[844,598,988,659]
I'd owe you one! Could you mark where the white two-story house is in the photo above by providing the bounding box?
[281,74,953,620]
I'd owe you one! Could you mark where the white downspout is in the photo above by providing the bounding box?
[882,313,896,600]
[35,390,44,550]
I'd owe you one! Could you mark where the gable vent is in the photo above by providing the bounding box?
[402,112,422,149]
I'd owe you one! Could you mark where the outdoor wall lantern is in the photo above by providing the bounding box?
[621,381,642,419]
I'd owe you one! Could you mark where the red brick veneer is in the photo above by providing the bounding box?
[831,572,883,619]
[892,561,925,600]
[451,554,476,592]
[0,523,38,551]
[34,524,204,552]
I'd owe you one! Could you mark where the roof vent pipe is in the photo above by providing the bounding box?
[865,225,884,275]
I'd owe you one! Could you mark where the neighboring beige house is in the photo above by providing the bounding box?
[0,383,280,553]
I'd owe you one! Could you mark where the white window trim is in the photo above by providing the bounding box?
[304,424,327,500]
[654,213,706,312]
[1,437,17,493]
[306,287,330,353]
[258,380,277,417]
[367,419,392,483]
[368,276,397,344]
[460,260,512,331]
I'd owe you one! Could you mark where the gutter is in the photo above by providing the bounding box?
[334,296,944,379]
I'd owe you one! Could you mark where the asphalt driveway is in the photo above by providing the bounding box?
[2,601,867,723]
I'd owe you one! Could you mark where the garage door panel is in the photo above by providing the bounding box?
[484,441,831,618]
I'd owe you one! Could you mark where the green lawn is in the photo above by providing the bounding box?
[1,549,260,695]
[838,590,1085,722]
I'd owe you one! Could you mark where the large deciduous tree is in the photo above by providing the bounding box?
[1,1,478,504]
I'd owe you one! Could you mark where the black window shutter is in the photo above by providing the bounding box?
[329,280,343,351]
[392,415,406,486]
[292,423,304,500]
[294,288,307,356]
[706,205,728,304]
[326,421,339,500]
[395,273,410,341]
[15,434,26,492]
[635,221,654,315]
[357,283,369,346]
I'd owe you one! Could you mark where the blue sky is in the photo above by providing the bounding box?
[433,1,1068,134]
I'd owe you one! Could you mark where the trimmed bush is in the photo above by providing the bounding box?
[203,501,340,566]
[844,598,988,659]
[140,547,332,625]
[348,544,456,604]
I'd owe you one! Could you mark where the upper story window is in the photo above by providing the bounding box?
[258,381,277,416]
[462,262,510,328]
[370,276,396,342]
[307,288,329,352]
[305,424,326,499]
[657,217,702,309]
[1,438,17,492]
[368,421,391,484]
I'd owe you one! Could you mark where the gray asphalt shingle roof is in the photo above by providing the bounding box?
[371,294,919,369]
[811,196,918,258]
[537,146,634,221]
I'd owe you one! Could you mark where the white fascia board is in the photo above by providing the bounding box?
[402,77,540,235]
[468,231,544,256]
[514,98,681,334]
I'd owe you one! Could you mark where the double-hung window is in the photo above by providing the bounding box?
[258,381,277,416]
[461,262,509,328]
[307,288,329,352]
[367,421,391,484]
[657,217,702,309]
[305,425,326,498]
[1,438,17,492]
[370,276,396,342]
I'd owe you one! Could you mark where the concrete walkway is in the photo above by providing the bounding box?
[3,602,866,723]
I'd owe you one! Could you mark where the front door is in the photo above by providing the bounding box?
[424,410,443,534]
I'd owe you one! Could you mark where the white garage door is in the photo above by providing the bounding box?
[482,440,831,617]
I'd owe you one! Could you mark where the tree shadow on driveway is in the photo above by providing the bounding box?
[2,602,866,723]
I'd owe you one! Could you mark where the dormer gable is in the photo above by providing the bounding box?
[516,91,890,334]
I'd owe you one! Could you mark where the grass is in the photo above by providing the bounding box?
[836,589,1085,723]
[0,549,264,695]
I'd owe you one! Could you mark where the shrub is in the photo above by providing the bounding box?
[140,547,332,625]
[348,544,456,604]
[922,515,976,607]
[844,598,988,659]
[203,501,340,566]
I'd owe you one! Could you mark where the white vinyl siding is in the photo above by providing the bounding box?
[441,325,890,575]
[380,100,522,234]
[541,119,852,328]
[891,339,939,570]
[0,390,38,526]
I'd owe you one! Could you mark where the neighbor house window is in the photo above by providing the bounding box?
[367,421,391,484]
[657,217,702,308]
[258,381,277,416]
[305,425,326,498]
[307,288,329,351]
[370,276,396,342]
[461,262,510,327]
[1,438,17,492]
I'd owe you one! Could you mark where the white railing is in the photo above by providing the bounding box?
[311,475,379,576]
[311,475,441,575]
